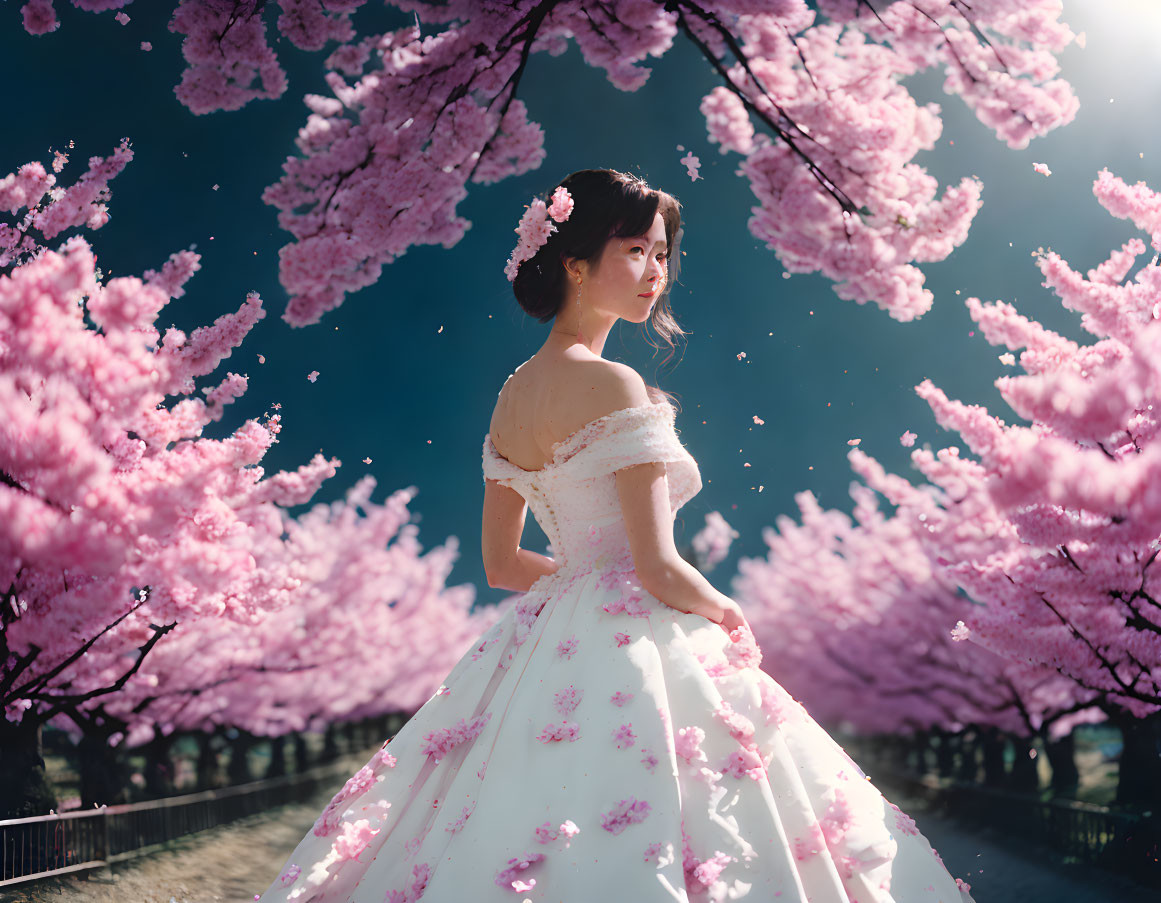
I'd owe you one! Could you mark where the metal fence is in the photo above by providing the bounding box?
[0,749,371,889]
[863,760,1161,888]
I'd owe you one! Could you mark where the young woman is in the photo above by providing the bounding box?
[257,169,975,903]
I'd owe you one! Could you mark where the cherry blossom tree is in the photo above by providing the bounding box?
[19,1,1080,325]
[86,479,502,752]
[0,145,487,814]
[689,510,739,573]
[731,483,1102,789]
[815,168,1161,806]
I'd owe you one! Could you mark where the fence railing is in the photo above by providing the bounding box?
[0,748,374,889]
[862,759,1161,888]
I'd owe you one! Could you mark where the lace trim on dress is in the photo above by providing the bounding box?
[483,402,675,481]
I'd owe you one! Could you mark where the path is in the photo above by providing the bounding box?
[3,763,1153,902]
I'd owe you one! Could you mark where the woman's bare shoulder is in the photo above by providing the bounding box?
[488,354,653,467]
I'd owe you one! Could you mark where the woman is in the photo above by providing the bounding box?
[256,169,976,902]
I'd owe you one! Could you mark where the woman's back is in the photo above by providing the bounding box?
[488,347,661,473]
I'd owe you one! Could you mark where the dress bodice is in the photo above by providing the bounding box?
[482,402,702,576]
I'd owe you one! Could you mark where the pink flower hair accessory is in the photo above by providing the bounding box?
[504,185,573,282]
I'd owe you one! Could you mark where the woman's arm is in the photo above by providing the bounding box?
[487,547,560,592]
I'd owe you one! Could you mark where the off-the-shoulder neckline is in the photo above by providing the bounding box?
[485,402,673,477]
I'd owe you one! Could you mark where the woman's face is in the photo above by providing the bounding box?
[586,211,668,323]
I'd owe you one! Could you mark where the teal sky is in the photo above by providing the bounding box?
[3,2,1157,609]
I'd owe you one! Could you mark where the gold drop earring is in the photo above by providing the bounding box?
[576,274,585,348]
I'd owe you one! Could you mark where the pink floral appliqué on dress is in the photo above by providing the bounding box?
[600,797,652,835]
[553,684,583,715]
[421,711,493,763]
[384,863,431,903]
[537,721,580,743]
[675,726,707,765]
[612,722,636,749]
[332,819,378,862]
[446,801,476,834]
[556,634,579,658]
[495,852,545,892]
[276,864,301,888]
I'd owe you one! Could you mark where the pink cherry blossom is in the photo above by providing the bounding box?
[547,185,574,221]
[691,511,739,572]
[680,150,702,181]
[23,3,1073,328]
[504,197,560,283]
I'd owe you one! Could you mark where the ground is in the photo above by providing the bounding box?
[5,759,1155,903]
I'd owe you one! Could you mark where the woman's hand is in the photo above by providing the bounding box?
[715,597,748,637]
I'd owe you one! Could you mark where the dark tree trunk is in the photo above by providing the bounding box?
[1043,730,1080,798]
[322,723,339,761]
[910,729,931,775]
[227,730,257,785]
[1008,734,1040,794]
[1113,710,1161,810]
[343,721,357,754]
[888,733,909,773]
[142,729,176,797]
[980,726,1007,788]
[293,732,310,772]
[0,717,58,819]
[196,730,222,790]
[933,728,956,779]
[955,728,980,783]
[266,735,288,779]
[77,732,131,810]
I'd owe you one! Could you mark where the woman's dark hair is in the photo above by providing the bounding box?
[511,169,687,373]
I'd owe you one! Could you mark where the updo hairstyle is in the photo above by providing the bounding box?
[511,168,687,366]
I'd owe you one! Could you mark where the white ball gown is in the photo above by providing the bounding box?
[256,401,977,903]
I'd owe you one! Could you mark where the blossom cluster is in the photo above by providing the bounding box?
[24,2,1079,329]
[503,186,573,282]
